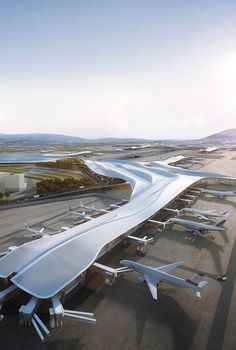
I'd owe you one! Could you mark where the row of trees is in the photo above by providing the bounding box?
[36,158,84,170]
[36,177,92,195]
[0,192,10,199]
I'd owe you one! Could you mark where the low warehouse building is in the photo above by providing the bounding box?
[0,173,27,193]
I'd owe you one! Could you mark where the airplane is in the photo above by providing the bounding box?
[168,217,226,235]
[79,202,110,213]
[24,223,70,238]
[24,223,48,238]
[196,188,236,199]
[149,217,226,235]
[165,207,229,221]
[68,206,93,221]
[120,260,208,300]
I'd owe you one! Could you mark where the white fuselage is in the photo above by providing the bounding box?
[121,260,199,291]
[170,217,224,232]
[182,207,228,219]
[198,188,236,198]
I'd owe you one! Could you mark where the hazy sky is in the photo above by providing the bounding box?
[0,0,236,139]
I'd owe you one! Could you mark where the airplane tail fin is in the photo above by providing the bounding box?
[195,280,208,298]
[24,222,29,228]
[40,228,45,234]
[216,218,226,228]
[220,209,229,216]
[186,273,208,298]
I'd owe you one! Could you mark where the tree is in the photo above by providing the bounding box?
[0,192,3,199]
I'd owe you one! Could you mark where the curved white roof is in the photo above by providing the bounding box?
[0,158,234,299]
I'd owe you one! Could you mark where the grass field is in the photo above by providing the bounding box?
[0,166,32,173]
[0,165,85,181]
[27,172,84,181]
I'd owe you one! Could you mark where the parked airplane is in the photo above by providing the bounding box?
[79,202,110,213]
[68,206,93,221]
[24,223,47,238]
[169,217,226,235]
[196,188,236,199]
[165,207,229,221]
[149,217,226,235]
[24,223,70,238]
[120,260,207,300]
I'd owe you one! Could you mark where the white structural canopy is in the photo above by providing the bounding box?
[0,158,235,299]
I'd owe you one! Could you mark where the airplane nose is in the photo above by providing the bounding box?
[120,260,128,266]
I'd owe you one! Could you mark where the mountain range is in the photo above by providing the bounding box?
[204,128,236,142]
[0,133,151,144]
[0,129,236,144]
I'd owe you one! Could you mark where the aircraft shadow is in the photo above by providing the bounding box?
[201,196,236,207]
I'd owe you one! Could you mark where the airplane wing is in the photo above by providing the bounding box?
[195,214,208,221]
[189,227,202,235]
[216,219,226,227]
[217,195,224,199]
[157,261,183,273]
[144,274,159,300]
[24,233,37,238]
[0,250,8,257]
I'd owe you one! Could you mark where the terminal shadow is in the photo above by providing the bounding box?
[0,287,97,350]
[0,231,30,249]
[44,338,85,350]
[0,301,45,350]
[105,278,198,350]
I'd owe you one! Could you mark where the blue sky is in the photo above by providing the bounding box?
[0,1,236,139]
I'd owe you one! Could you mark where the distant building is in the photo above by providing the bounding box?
[0,173,27,193]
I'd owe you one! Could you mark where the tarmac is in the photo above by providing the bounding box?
[0,151,236,350]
